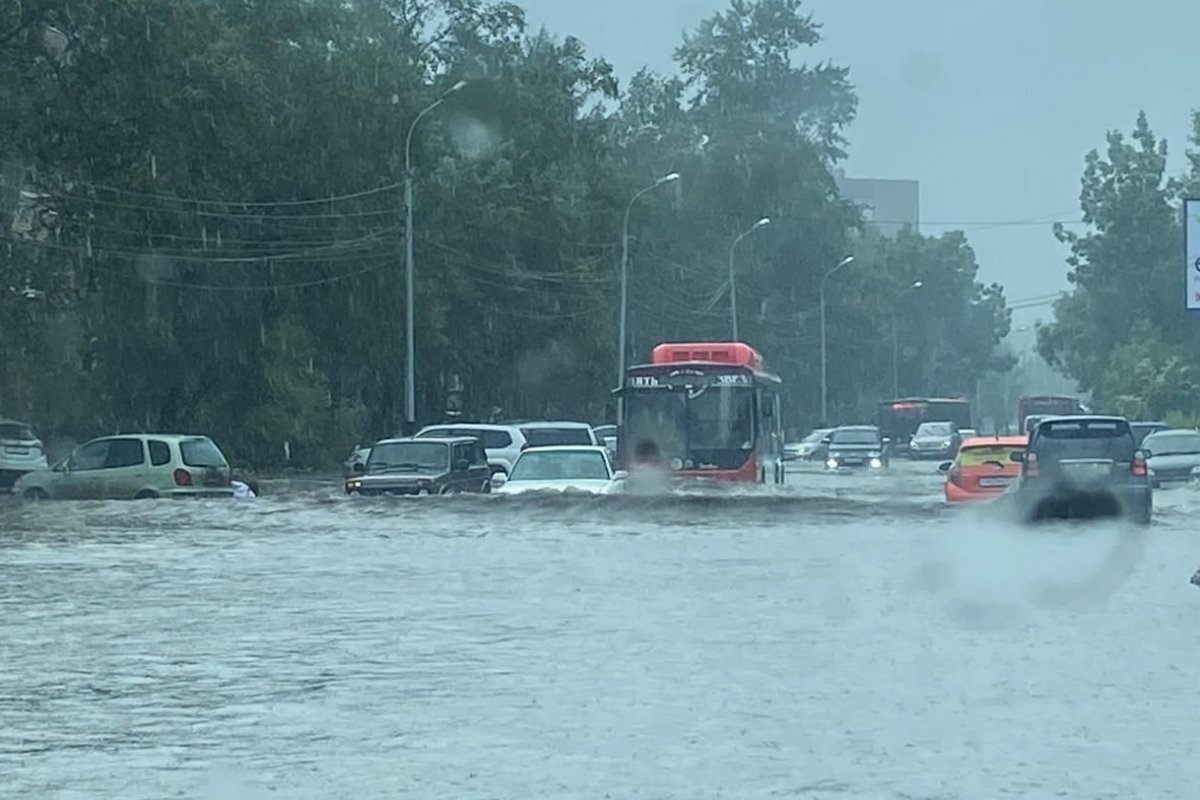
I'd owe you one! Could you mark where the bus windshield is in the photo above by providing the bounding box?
[623,385,755,469]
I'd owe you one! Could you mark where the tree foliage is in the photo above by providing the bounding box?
[1037,112,1200,420]
[0,0,1012,466]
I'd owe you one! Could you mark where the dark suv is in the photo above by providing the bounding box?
[1012,416,1151,525]
[345,437,491,496]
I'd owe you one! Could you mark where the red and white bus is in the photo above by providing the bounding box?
[616,342,785,483]
[1017,395,1084,432]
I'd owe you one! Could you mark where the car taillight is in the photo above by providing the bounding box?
[1132,451,1147,477]
[173,468,193,486]
[948,466,964,487]
[1025,452,1040,477]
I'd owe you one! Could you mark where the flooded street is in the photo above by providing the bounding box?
[3,462,1199,799]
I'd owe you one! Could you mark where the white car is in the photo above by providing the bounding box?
[491,445,617,495]
[414,424,527,476]
[593,424,618,456]
[0,419,49,487]
[785,427,833,461]
[14,434,234,500]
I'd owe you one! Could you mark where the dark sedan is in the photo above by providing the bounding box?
[345,437,491,496]
[824,426,888,470]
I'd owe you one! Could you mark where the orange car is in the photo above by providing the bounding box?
[941,435,1027,503]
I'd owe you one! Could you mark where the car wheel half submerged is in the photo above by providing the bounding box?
[23,488,49,501]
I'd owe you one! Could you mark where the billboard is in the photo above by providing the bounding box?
[1187,198,1200,310]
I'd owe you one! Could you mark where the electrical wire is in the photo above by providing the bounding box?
[82,258,393,293]
[2,157,403,208]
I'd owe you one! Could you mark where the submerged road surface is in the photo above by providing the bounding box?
[2,462,1198,798]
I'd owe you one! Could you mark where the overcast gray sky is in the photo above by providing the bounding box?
[519,0,1195,326]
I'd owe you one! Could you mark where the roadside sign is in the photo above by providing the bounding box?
[1186,198,1200,311]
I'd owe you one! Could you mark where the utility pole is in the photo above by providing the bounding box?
[402,81,466,435]
[819,256,855,424]
[891,280,923,399]
[616,172,680,421]
[727,217,771,340]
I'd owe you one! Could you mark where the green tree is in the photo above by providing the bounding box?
[0,0,1014,465]
[1037,112,1181,400]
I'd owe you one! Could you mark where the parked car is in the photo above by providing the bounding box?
[1142,429,1200,488]
[1011,416,1151,525]
[939,435,1027,503]
[15,434,233,500]
[1023,415,1050,435]
[824,426,888,470]
[0,419,49,487]
[785,428,833,462]
[908,421,962,460]
[491,445,617,495]
[518,421,599,447]
[593,424,618,456]
[342,445,371,478]
[414,424,526,475]
[345,437,491,496]
[1130,421,1170,448]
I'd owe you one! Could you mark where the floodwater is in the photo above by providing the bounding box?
[2,462,1198,799]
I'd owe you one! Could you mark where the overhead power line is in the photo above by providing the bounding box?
[1,157,403,208]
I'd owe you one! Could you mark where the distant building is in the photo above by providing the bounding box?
[834,169,919,237]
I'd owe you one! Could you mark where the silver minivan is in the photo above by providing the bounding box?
[14,434,233,500]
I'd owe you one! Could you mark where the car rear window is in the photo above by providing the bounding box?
[0,423,35,441]
[522,428,593,447]
[959,445,1022,467]
[1034,420,1135,461]
[180,438,228,468]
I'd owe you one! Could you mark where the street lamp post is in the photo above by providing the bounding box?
[617,172,680,419]
[891,280,923,398]
[819,255,855,424]
[727,217,771,340]
[403,80,467,435]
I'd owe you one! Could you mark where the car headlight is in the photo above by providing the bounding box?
[418,479,431,487]
[347,480,362,490]
[826,458,839,469]
[941,439,952,447]
[869,458,883,469]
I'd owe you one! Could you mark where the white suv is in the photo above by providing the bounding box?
[0,419,49,487]
[414,424,527,476]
